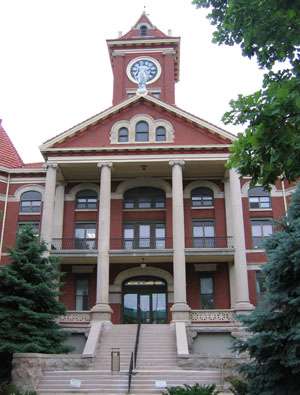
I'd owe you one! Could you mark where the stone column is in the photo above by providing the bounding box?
[229,169,253,311]
[41,163,57,249]
[52,183,65,240]
[91,162,113,321]
[169,160,190,321]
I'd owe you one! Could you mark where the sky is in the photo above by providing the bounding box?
[0,0,264,163]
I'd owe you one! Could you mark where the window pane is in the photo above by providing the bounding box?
[135,121,149,142]
[139,225,150,238]
[75,228,85,238]
[156,126,166,141]
[155,225,165,238]
[263,224,273,236]
[193,226,204,237]
[200,277,213,294]
[124,227,134,239]
[138,198,151,208]
[124,200,134,209]
[118,127,129,142]
[204,225,215,237]
[252,224,262,237]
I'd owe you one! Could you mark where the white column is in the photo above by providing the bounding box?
[169,160,190,321]
[229,169,253,311]
[92,161,113,321]
[41,163,57,249]
[52,183,65,240]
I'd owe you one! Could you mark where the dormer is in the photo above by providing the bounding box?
[107,12,180,105]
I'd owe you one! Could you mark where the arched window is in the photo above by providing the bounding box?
[135,121,149,142]
[155,126,166,142]
[76,190,98,209]
[118,127,129,143]
[124,187,165,209]
[248,186,271,209]
[20,191,42,213]
[140,25,148,36]
[191,187,214,207]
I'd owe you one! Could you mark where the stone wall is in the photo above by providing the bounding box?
[12,353,92,392]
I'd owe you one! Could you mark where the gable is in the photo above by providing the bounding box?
[47,100,233,152]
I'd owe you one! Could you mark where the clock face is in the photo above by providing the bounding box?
[127,57,161,85]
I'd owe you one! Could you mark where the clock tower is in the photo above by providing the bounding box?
[107,12,180,105]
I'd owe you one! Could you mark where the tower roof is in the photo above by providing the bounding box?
[0,119,23,168]
[119,11,168,40]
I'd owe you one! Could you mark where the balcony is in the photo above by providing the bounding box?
[51,236,234,261]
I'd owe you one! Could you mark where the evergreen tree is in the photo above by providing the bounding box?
[234,184,300,395]
[0,225,70,357]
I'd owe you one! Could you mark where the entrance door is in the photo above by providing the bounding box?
[122,276,167,324]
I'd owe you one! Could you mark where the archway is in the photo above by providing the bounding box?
[122,276,168,324]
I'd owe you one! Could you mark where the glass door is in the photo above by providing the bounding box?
[139,294,151,323]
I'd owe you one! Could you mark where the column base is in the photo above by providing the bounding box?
[91,303,113,322]
[234,301,254,314]
[171,302,191,322]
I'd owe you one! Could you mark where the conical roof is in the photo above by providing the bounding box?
[0,119,23,168]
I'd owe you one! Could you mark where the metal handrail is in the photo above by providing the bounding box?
[127,323,141,394]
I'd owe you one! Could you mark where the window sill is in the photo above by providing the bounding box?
[191,206,214,210]
[75,209,98,212]
[19,212,41,216]
[249,208,272,212]
[123,208,166,212]
[246,249,265,253]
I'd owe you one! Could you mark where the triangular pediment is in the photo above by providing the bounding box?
[40,95,235,154]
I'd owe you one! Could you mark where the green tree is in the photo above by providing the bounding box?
[193,0,300,187]
[0,226,70,380]
[231,184,300,395]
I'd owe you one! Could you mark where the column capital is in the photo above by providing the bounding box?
[97,161,113,169]
[169,160,185,168]
[43,162,58,170]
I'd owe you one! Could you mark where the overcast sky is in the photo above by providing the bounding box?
[0,0,263,163]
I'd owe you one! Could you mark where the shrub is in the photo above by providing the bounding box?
[162,383,219,395]
[0,383,37,395]
[226,377,248,395]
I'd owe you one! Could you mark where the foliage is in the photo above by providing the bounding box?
[231,184,300,395]
[225,376,248,395]
[193,0,300,187]
[162,383,219,395]
[0,225,70,377]
[0,384,37,395]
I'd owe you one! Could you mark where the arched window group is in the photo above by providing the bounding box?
[124,187,165,209]
[191,187,214,207]
[248,186,271,209]
[20,191,42,213]
[76,190,98,209]
[118,122,167,143]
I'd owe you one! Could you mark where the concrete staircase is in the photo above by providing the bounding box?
[38,323,224,394]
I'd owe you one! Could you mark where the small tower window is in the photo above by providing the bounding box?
[135,121,149,142]
[155,126,166,142]
[140,25,148,36]
[118,127,129,143]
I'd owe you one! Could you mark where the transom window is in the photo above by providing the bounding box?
[118,127,129,143]
[155,126,166,142]
[124,222,166,249]
[248,186,271,209]
[200,275,214,309]
[75,223,97,249]
[76,190,97,209]
[124,187,165,209]
[251,219,273,248]
[135,121,149,142]
[20,191,42,213]
[191,187,214,207]
[192,220,215,248]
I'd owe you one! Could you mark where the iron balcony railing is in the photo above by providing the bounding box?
[51,236,233,251]
[187,236,234,249]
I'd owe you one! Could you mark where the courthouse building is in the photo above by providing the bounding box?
[0,13,293,327]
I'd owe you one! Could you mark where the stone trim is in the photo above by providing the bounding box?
[112,177,172,198]
[65,183,99,201]
[13,184,45,201]
[183,180,224,198]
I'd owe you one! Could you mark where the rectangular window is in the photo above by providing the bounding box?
[251,220,273,248]
[200,275,214,309]
[75,223,96,249]
[123,222,166,249]
[18,222,40,236]
[75,277,89,310]
[249,196,271,209]
[256,270,266,303]
[20,200,41,213]
[192,221,215,248]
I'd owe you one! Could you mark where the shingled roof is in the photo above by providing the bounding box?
[0,119,23,168]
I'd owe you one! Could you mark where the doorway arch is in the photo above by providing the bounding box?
[122,276,168,324]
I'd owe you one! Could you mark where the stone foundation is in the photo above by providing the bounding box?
[12,353,92,392]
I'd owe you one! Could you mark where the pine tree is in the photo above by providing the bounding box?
[0,225,70,357]
[235,184,300,395]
